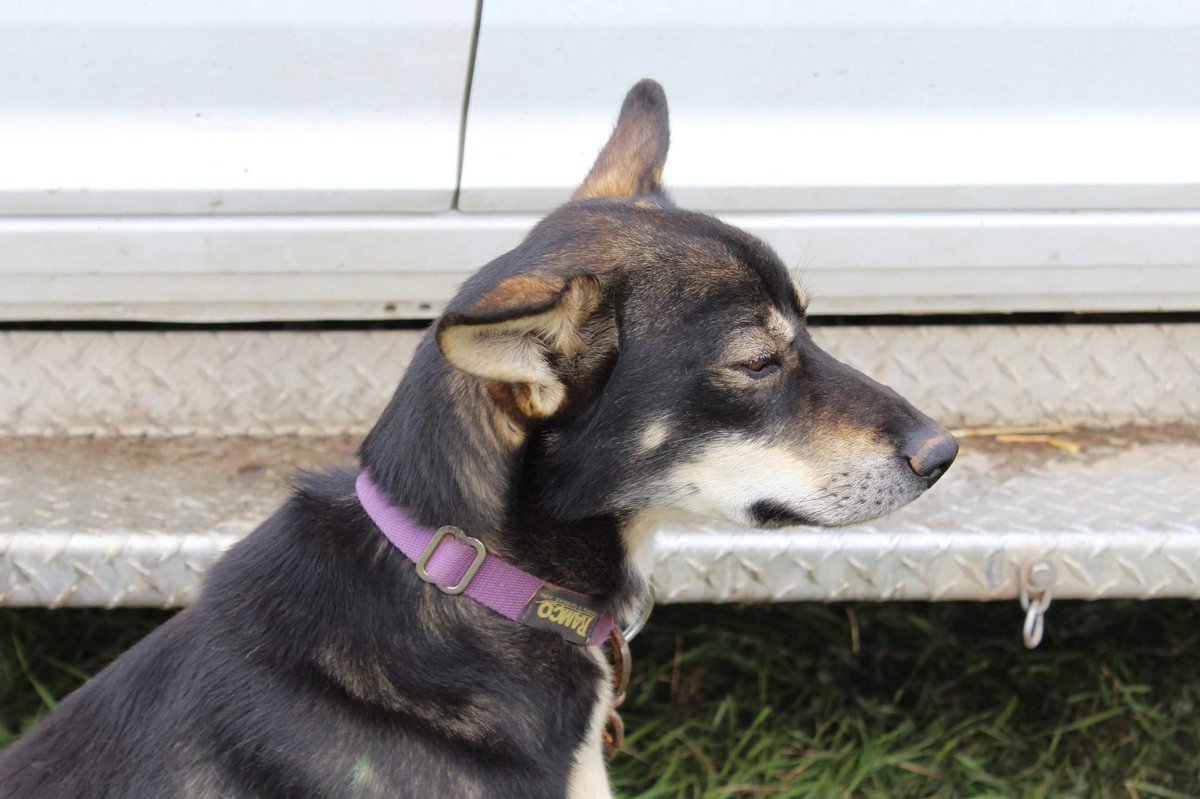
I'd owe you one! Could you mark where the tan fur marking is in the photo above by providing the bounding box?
[723,328,782,365]
[792,283,810,311]
[485,384,528,446]
[766,307,796,345]
[720,307,799,367]
[438,276,604,419]
[574,80,668,202]
[575,156,664,202]
[316,647,502,744]
[639,419,670,451]
[474,274,563,312]
[445,369,511,518]
[810,418,895,458]
[515,381,567,420]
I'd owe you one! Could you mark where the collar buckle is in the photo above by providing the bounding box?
[415,525,487,595]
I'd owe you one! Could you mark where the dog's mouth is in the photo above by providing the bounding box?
[743,464,932,529]
[748,500,823,529]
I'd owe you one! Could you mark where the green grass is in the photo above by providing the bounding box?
[3,602,1199,798]
[0,608,167,748]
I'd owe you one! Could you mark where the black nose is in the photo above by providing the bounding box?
[904,427,959,484]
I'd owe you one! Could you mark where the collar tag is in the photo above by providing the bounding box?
[519,586,606,646]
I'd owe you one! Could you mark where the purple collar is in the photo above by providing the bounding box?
[355,471,616,647]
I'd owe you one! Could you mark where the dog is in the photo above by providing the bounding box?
[0,79,956,798]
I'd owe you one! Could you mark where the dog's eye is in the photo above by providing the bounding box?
[736,355,781,378]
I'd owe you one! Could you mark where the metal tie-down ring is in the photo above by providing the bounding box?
[1019,560,1056,649]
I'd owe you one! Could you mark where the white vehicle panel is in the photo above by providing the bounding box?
[0,0,475,214]
[461,0,1200,212]
[3,1,1198,320]
[2,211,1197,321]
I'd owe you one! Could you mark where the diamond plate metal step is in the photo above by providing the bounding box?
[3,324,1199,436]
[2,430,1197,607]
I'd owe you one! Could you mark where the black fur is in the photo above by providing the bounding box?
[0,467,611,797]
[0,79,955,797]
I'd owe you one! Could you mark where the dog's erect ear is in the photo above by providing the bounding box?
[436,273,605,419]
[573,79,670,201]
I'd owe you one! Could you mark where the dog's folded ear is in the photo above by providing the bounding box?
[436,273,606,419]
[434,80,667,421]
[573,79,670,201]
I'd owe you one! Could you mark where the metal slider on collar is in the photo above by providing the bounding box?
[415,525,487,595]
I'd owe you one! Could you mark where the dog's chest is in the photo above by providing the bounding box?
[566,646,616,799]
[295,648,616,799]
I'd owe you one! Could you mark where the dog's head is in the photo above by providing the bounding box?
[436,80,956,537]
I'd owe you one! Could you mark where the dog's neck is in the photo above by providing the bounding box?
[359,334,636,606]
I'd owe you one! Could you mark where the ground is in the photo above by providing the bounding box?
[2,601,1198,798]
